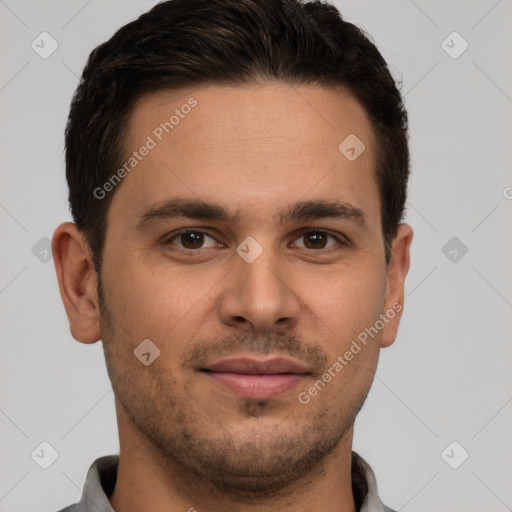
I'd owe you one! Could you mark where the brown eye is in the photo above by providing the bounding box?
[165,230,218,250]
[292,230,346,251]
[303,232,328,249]
[179,231,204,249]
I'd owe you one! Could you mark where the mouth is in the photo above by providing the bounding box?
[199,356,312,400]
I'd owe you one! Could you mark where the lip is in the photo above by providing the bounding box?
[201,356,311,400]
[203,356,309,374]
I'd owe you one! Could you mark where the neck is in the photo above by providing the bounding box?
[109,406,357,512]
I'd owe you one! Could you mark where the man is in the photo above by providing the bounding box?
[52,0,412,510]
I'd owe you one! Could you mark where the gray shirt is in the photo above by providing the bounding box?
[58,452,396,512]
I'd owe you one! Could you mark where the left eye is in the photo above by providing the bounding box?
[291,230,342,250]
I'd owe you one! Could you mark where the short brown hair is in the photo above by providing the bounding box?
[65,0,409,270]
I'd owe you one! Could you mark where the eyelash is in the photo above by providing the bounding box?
[163,228,349,254]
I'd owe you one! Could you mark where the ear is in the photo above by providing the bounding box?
[52,222,101,344]
[381,223,413,348]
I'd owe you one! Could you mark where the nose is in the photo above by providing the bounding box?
[218,248,301,333]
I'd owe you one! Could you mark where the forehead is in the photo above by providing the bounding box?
[127,82,374,155]
[109,82,380,228]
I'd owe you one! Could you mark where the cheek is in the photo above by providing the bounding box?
[101,251,220,343]
[301,263,387,348]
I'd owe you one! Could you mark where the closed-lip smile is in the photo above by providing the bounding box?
[200,355,311,400]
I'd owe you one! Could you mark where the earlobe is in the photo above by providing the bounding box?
[381,223,413,348]
[52,222,101,344]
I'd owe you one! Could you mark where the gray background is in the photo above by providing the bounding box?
[1,1,511,511]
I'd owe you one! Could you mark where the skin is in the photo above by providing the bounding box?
[53,82,412,512]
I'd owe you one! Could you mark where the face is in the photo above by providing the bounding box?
[87,83,407,495]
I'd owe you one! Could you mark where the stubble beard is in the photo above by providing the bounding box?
[98,291,374,501]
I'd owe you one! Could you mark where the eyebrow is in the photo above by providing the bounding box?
[135,197,367,230]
